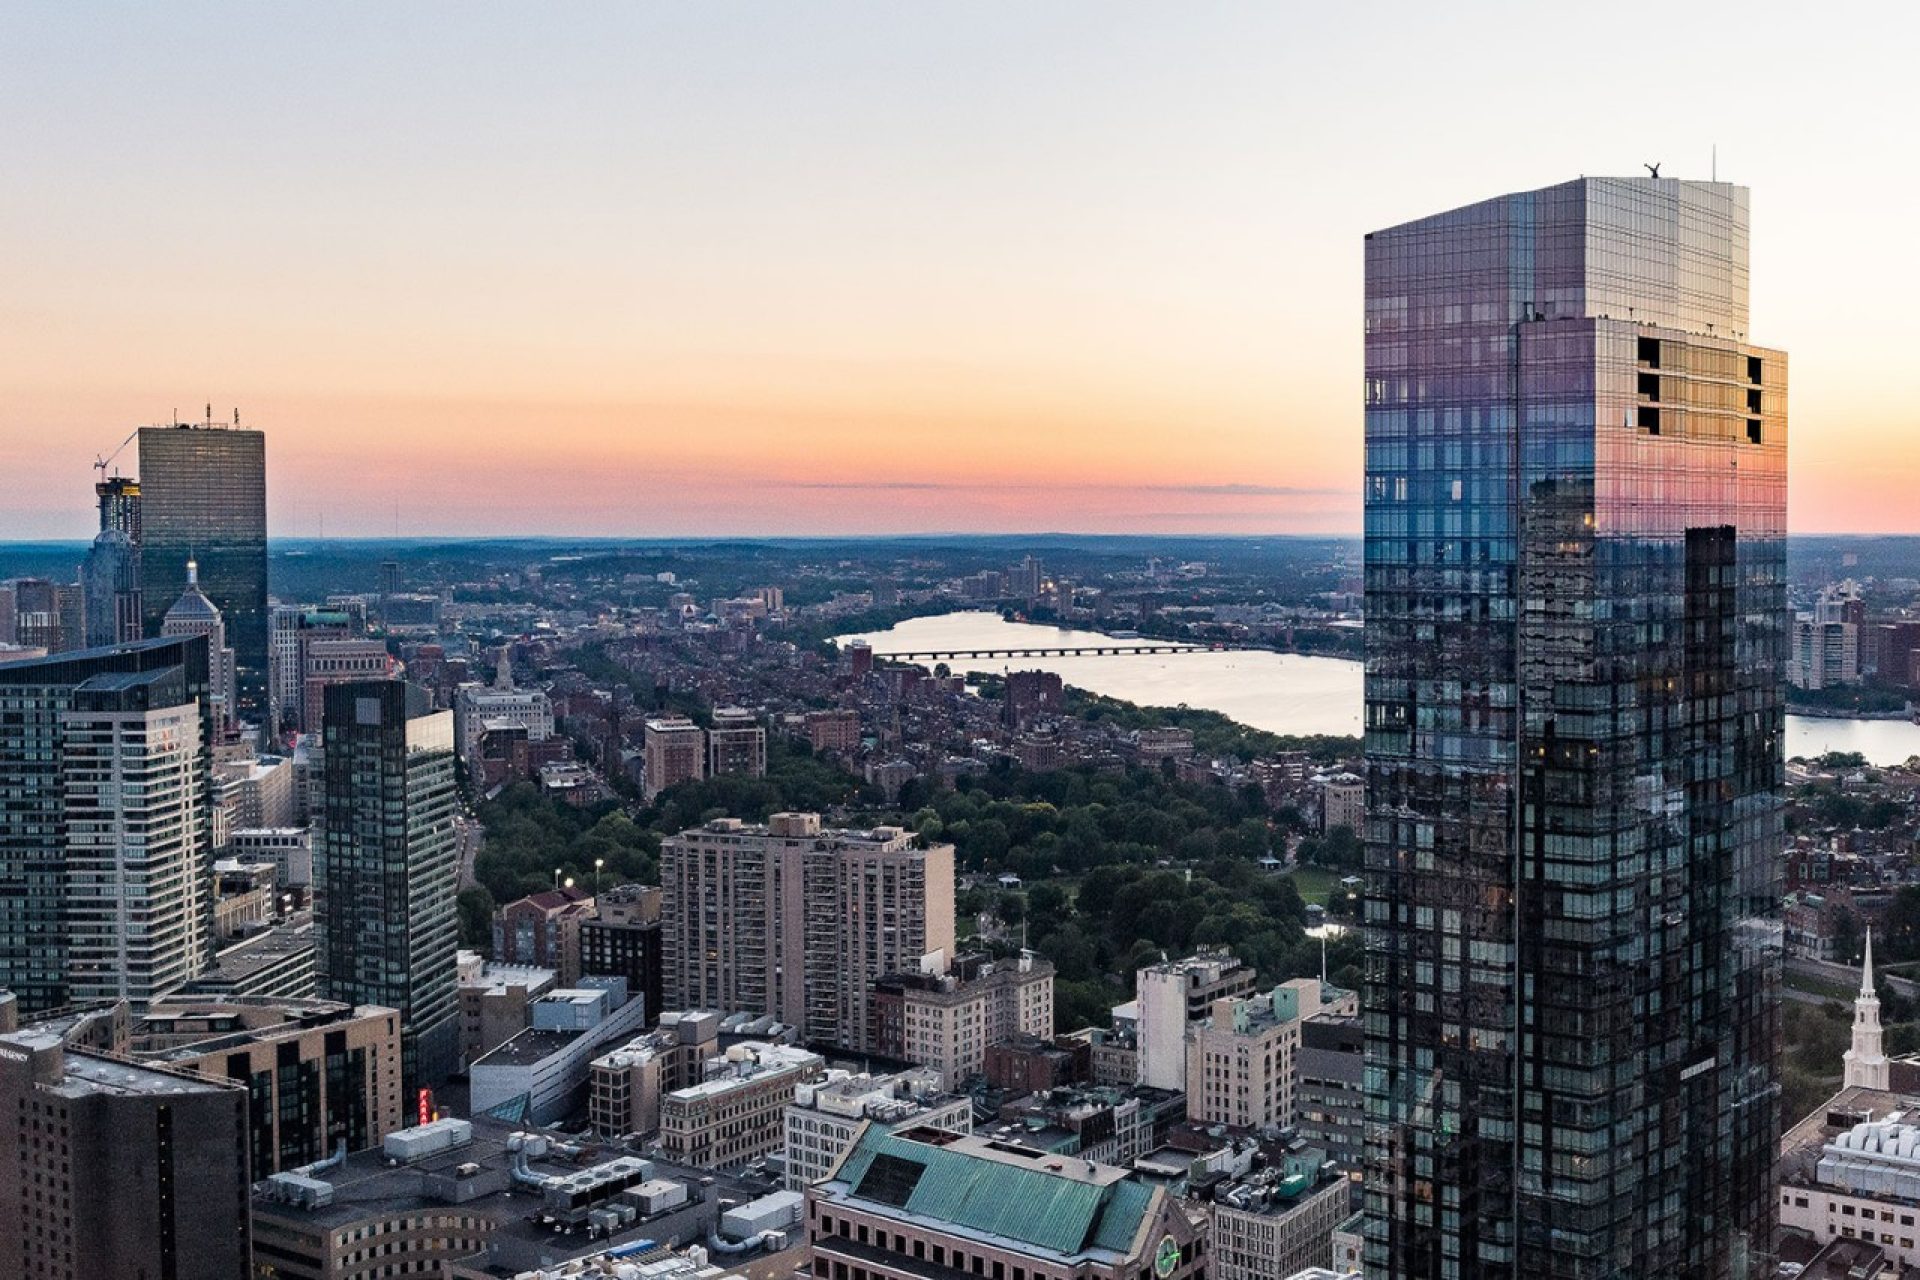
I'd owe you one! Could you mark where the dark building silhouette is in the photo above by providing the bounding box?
[138,421,268,721]
[316,680,460,1096]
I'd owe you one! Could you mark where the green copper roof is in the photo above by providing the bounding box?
[834,1128,1158,1260]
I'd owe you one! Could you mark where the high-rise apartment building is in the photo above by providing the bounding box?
[660,813,956,1047]
[0,1027,252,1279]
[62,663,211,1005]
[139,421,269,720]
[1362,177,1785,1278]
[0,637,213,1012]
[316,680,460,1095]
[707,705,767,778]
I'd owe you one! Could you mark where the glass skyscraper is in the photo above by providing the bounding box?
[316,679,460,1096]
[1361,178,1785,1279]
[138,423,268,722]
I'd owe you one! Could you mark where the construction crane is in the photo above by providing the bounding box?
[94,428,139,479]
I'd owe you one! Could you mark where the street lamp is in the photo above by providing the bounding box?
[595,857,605,898]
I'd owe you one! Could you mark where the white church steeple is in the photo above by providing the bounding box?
[1845,928,1890,1090]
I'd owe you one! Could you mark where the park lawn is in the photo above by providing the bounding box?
[1287,864,1346,908]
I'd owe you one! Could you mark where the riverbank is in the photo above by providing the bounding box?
[1788,703,1913,721]
[839,612,1920,767]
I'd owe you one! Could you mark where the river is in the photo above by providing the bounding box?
[834,611,1920,766]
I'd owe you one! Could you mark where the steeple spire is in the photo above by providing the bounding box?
[1845,927,1890,1090]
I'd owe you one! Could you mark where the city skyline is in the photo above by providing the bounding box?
[5,5,1919,539]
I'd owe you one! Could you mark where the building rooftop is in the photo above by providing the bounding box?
[820,1124,1160,1264]
[670,1044,822,1102]
[474,1028,581,1069]
[2,1033,239,1100]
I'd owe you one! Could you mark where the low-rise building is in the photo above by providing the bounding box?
[783,1068,971,1189]
[808,1124,1209,1280]
[494,886,596,982]
[1202,1147,1349,1280]
[469,984,652,1124]
[1186,979,1322,1130]
[869,951,1054,1088]
[588,1008,724,1139]
[456,949,559,1063]
[660,1041,825,1168]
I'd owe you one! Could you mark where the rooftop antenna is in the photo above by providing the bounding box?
[1711,143,1717,182]
[1644,162,1662,179]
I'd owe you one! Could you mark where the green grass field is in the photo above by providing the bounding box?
[1286,864,1348,908]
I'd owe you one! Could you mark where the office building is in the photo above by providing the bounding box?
[869,951,1055,1089]
[1792,616,1861,690]
[659,1041,824,1168]
[784,1068,971,1189]
[1362,177,1786,1277]
[0,1027,251,1280]
[62,662,212,1005]
[1205,1148,1350,1280]
[301,637,393,731]
[808,1125,1209,1280]
[588,1008,724,1139]
[661,813,955,1048]
[580,882,665,1029]
[2,576,81,653]
[467,984,651,1124]
[269,604,362,733]
[81,526,143,647]
[231,825,314,888]
[161,557,240,730]
[139,420,269,719]
[1186,979,1321,1131]
[707,705,767,778]
[453,667,554,782]
[1134,949,1257,1092]
[456,948,559,1062]
[1296,1015,1365,1191]
[0,636,213,1012]
[131,995,405,1175]
[316,680,460,1094]
[644,714,707,800]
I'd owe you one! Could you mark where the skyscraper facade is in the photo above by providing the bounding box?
[1361,178,1785,1279]
[0,637,213,1012]
[316,680,460,1095]
[138,422,268,720]
[62,663,210,1005]
[81,527,143,648]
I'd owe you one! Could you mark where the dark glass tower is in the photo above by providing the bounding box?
[1361,178,1785,1279]
[316,680,460,1096]
[138,423,267,722]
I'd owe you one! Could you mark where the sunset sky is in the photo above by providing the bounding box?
[3,4,1916,539]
